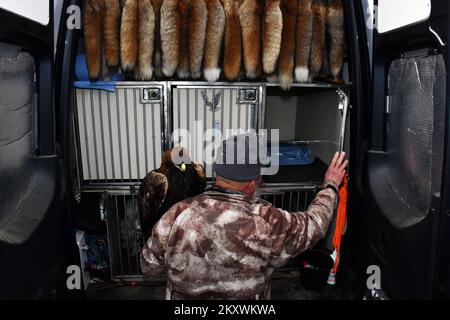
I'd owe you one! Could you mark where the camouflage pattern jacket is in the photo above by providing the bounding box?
[140,183,338,299]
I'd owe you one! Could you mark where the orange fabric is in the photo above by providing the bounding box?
[332,174,349,274]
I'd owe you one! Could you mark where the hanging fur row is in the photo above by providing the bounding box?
[83,0,345,87]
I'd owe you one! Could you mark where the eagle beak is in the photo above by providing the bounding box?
[176,163,187,172]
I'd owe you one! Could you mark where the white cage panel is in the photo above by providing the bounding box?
[171,85,260,178]
[75,84,164,184]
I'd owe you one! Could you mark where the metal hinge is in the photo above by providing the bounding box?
[385,96,391,114]
[337,88,349,111]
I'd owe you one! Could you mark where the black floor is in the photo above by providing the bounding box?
[86,271,337,300]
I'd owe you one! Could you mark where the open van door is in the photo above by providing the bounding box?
[363,0,450,299]
[0,1,72,298]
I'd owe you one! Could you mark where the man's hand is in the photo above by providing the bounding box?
[324,152,348,187]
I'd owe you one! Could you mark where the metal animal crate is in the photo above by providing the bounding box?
[169,82,264,178]
[74,82,166,189]
[102,185,318,280]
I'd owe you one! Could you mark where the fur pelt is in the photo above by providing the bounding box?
[327,0,344,83]
[84,0,104,80]
[120,0,127,9]
[137,0,155,80]
[310,0,326,79]
[278,0,297,90]
[262,0,282,75]
[151,0,164,77]
[102,46,111,81]
[104,0,121,67]
[161,0,181,77]
[120,0,139,72]
[239,0,264,79]
[189,0,208,78]
[222,0,242,81]
[204,0,226,82]
[295,0,313,82]
[178,0,191,78]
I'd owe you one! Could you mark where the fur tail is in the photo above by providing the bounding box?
[295,0,313,82]
[121,0,139,72]
[222,0,242,81]
[204,0,226,82]
[138,0,155,80]
[262,0,282,75]
[278,0,297,90]
[84,0,104,80]
[189,0,208,79]
[327,0,345,82]
[178,0,191,79]
[309,0,326,79]
[151,0,164,77]
[102,46,112,81]
[104,0,121,67]
[161,0,181,77]
[239,0,264,79]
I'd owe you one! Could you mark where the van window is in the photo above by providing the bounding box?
[0,0,50,25]
[377,0,431,33]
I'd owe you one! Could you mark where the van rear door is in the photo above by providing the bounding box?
[363,0,450,299]
[0,1,70,298]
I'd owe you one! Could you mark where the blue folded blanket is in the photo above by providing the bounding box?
[74,54,124,92]
[268,144,313,166]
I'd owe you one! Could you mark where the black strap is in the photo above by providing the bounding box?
[322,184,339,195]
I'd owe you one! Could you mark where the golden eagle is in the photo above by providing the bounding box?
[138,147,206,240]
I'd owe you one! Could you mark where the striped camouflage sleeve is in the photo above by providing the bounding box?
[140,202,188,276]
[261,183,338,269]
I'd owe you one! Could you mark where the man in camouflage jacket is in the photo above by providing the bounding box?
[140,134,348,299]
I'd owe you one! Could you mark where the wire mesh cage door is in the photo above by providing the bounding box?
[74,83,165,188]
[260,186,318,212]
[169,83,262,178]
[103,192,145,280]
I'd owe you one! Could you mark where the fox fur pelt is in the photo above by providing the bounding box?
[178,0,191,78]
[137,0,155,80]
[262,0,282,75]
[84,0,104,80]
[295,0,313,82]
[151,0,164,77]
[102,46,111,81]
[204,0,226,82]
[327,0,345,83]
[239,0,264,79]
[189,0,208,79]
[104,0,121,68]
[161,0,181,77]
[310,0,326,80]
[121,0,139,72]
[278,0,297,90]
[222,0,242,81]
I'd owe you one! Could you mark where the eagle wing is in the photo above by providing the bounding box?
[138,171,169,238]
[190,161,207,195]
